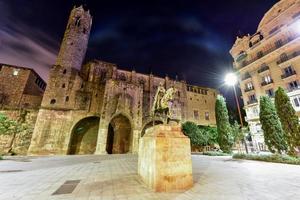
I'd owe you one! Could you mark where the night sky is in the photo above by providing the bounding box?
[0,0,278,104]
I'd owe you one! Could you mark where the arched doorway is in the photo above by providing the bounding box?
[106,114,132,154]
[141,120,163,137]
[68,116,100,155]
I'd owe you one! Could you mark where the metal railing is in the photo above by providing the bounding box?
[281,70,296,79]
[244,87,254,93]
[261,79,274,86]
[247,99,258,105]
[257,65,269,73]
[277,51,300,65]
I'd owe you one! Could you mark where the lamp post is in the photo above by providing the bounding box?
[225,72,248,153]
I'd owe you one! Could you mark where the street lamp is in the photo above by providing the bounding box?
[224,72,248,153]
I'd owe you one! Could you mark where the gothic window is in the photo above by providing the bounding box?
[75,16,81,27]
[118,73,126,81]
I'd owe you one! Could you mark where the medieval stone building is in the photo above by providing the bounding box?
[22,6,218,155]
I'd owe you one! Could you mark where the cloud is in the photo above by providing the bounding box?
[0,1,58,82]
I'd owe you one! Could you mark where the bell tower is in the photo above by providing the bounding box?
[56,5,92,69]
[41,5,92,109]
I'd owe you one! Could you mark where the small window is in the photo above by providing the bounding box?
[275,39,283,48]
[294,97,300,107]
[65,96,69,102]
[13,69,19,76]
[62,84,65,88]
[194,110,199,120]
[50,99,56,104]
[75,16,81,27]
[266,89,274,97]
[63,69,67,74]
[83,28,87,34]
[257,51,263,59]
[205,112,209,120]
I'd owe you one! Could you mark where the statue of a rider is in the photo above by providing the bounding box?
[151,82,177,122]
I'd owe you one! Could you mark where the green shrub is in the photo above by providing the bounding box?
[182,121,209,146]
[0,156,3,160]
[203,151,231,156]
[233,153,300,165]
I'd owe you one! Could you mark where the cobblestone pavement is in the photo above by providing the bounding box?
[0,154,299,200]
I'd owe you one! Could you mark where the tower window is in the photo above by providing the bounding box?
[63,69,67,74]
[75,16,81,27]
[62,84,66,88]
[50,99,56,104]
[83,28,87,34]
[65,96,69,102]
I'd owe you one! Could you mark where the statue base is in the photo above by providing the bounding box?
[138,124,193,192]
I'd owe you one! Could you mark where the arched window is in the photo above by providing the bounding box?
[50,99,56,104]
[65,96,69,102]
[63,69,67,74]
[62,84,66,88]
[75,16,81,27]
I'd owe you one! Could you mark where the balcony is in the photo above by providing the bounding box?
[244,87,254,93]
[261,79,273,86]
[257,65,269,73]
[277,51,300,65]
[281,71,297,79]
[247,99,258,105]
[240,35,298,68]
[241,73,251,81]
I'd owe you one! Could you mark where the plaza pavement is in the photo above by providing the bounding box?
[0,154,299,200]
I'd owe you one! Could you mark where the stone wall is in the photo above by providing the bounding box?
[0,109,38,155]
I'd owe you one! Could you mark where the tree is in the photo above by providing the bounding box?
[198,125,218,145]
[0,112,29,154]
[275,87,300,156]
[259,96,287,154]
[215,95,234,153]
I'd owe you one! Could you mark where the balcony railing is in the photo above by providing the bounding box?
[258,65,269,73]
[261,79,273,86]
[240,35,298,68]
[247,99,258,105]
[241,73,251,81]
[281,71,297,79]
[277,51,300,65]
[244,87,254,93]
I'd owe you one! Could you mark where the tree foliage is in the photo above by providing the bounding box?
[275,87,300,156]
[182,121,208,146]
[259,96,287,154]
[215,95,234,153]
[0,112,30,154]
[231,121,244,143]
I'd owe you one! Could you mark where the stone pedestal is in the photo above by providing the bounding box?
[138,124,193,192]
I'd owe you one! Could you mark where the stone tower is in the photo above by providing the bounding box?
[41,5,92,109]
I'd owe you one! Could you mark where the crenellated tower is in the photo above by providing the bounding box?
[41,5,92,109]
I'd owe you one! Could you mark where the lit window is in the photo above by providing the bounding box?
[13,69,19,76]
[263,75,272,83]
[246,82,253,89]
